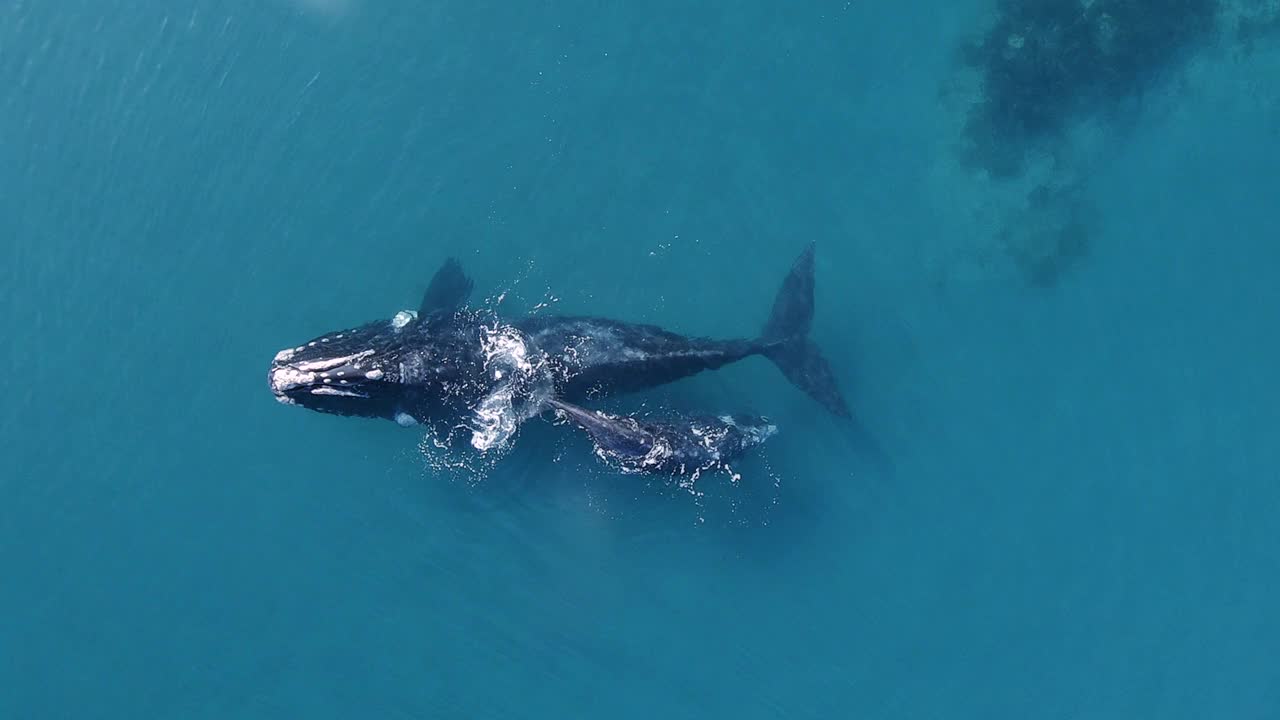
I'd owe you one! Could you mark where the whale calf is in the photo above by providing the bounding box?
[549,398,777,476]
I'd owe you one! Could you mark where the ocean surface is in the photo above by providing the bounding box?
[4,1,1279,717]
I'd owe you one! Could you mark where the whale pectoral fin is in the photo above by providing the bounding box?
[419,257,474,314]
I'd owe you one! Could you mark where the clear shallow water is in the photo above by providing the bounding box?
[4,1,1279,717]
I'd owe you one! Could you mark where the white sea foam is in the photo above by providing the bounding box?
[468,323,553,453]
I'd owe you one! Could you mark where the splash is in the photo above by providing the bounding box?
[416,422,511,486]
[467,322,554,453]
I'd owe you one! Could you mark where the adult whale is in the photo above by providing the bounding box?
[267,244,849,452]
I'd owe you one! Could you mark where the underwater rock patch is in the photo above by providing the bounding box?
[1000,183,1095,288]
[1230,0,1280,54]
[923,172,1096,291]
[959,0,1219,178]
[924,0,1280,291]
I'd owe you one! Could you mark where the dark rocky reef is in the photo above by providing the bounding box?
[1000,182,1095,287]
[960,0,1219,177]
[1235,3,1280,54]
[926,179,1096,291]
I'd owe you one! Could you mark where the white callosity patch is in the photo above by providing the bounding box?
[268,364,321,395]
[394,411,418,427]
[293,350,374,373]
[269,350,376,395]
[309,387,364,398]
[391,310,417,330]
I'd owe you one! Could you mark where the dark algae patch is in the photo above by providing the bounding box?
[1236,4,1280,55]
[1002,182,1095,287]
[961,0,1219,177]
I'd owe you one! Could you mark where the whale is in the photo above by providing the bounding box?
[514,244,847,418]
[267,244,849,458]
[548,398,777,476]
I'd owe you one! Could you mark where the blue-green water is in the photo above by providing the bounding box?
[5,1,1280,717]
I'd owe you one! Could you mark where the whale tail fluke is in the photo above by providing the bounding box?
[760,243,851,419]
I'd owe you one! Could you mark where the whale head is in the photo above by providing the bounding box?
[267,316,412,420]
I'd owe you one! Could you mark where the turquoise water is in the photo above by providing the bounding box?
[5,1,1280,717]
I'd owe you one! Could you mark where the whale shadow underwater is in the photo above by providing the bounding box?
[267,243,890,480]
